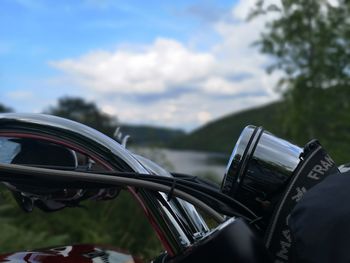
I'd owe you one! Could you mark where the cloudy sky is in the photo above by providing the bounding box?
[0,0,280,131]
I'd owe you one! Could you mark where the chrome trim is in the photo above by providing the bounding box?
[0,113,207,255]
[134,154,210,236]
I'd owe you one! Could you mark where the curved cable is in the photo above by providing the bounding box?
[0,163,225,223]
[15,164,258,220]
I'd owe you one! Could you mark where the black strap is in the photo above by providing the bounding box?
[264,140,339,262]
[167,179,177,201]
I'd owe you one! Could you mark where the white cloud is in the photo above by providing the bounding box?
[51,38,216,94]
[197,111,212,124]
[93,90,273,131]
[49,0,280,130]
[6,90,34,100]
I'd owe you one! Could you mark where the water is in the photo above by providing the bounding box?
[132,147,228,181]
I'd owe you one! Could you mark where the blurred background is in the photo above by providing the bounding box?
[1,0,350,260]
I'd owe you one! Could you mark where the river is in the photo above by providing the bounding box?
[131,147,228,182]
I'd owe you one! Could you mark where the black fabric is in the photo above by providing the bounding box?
[265,141,339,262]
[289,171,350,263]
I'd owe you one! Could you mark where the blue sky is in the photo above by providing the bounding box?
[0,0,279,130]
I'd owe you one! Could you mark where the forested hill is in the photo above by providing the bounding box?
[169,102,288,155]
[170,94,350,164]
[120,124,185,146]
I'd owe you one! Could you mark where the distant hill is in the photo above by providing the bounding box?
[168,96,350,165]
[170,102,287,155]
[120,124,186,147]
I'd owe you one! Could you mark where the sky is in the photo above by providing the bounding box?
[0,0,280,131]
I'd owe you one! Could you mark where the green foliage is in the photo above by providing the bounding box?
[46,97,118,137]
[46,96,185,147]
[171,102,287,154]
[0,187,162,259]
[4,1,350,256]
[194,171,221,186]
[121,124,185,147]
[249,0,350,161]
[131,146,175,171]
[0,104,12,113]
[170,99,350,164]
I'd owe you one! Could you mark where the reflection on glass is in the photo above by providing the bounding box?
[0,137,21,164]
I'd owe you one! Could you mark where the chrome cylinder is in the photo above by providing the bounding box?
[221,126,303,222]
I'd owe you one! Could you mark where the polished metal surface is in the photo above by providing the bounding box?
[245,128,302,194]
[134,154,209,236]
[0,113,145,172]
[222,126,302,197]
[221,125,303,224]
[0,113,203,255]
[259,129,302,169]
[221,125,256,196]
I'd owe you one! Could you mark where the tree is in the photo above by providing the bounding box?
[0,104,12,113]
[251,0,350,162]
[46,97,118,137]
